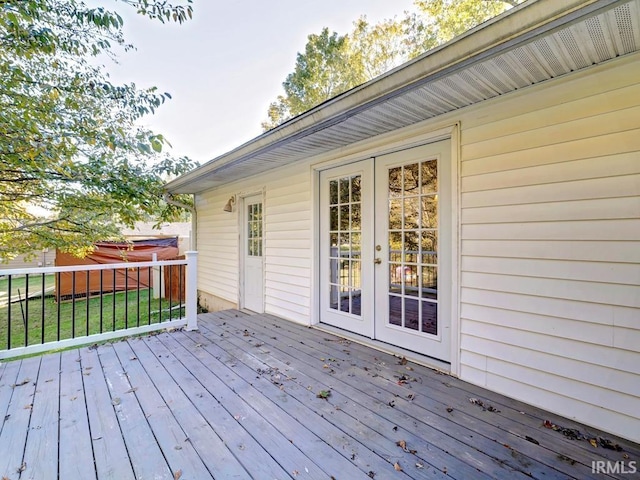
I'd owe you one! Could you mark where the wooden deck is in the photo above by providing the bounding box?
[1,310,638,480]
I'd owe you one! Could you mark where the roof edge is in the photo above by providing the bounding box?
[166,0,616,193]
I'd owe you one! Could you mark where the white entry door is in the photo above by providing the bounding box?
[319,141,452,363]
[242,195,264,313]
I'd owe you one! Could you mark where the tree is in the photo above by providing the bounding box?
[413,0,521,45]
[262,28,365,131]
[0,0,197,260]
[262,0,525,130]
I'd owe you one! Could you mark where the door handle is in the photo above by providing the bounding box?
[374,258,382,265]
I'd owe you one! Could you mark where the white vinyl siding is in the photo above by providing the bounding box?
[196,161,312,324]
[194,53,639,442]
[458,55,640,442]
[196,191,239,304]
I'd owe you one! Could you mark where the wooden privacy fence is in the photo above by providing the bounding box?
[164,255,185,300]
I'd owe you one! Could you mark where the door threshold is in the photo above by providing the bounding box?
[314,323,452,375]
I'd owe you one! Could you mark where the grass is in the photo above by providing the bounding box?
[0,274,55,303]
[0,287,185,351]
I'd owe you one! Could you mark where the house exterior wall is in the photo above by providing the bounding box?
[195,161,312,322]
[195,53,639,441]
[458,54,640,442]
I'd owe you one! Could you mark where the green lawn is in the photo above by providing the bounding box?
[0,274,55,303]
[0,288,184,350]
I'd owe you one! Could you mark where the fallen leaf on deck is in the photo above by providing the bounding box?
[24,404,32,410]
[416,462,424,468]
[557,454,576,465]
[11,378,31,388]
[399,356,408,365]
[125,387,138,394]
[368,471,375,478]
[17,462,26,473]
[316,390,331,399]
[394,462,402,471]
[112,397,121,406]
[446,407,453,413]
[173,469,182,480]
[396,440,407,450]
[525,436,539,445]
[598,437,623,451]
[589,438,598,448]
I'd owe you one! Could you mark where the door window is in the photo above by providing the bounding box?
[387,159,438,335]
[328,175,362,316]
[247,202,262,257]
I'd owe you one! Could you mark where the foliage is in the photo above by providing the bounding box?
[262,0,525,130]
[0,0,197,261]
[413,0,521,44]
[262,28,365,131]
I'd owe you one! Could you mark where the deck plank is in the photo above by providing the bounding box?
[157,330,353,479]
[79,346,136,480]
[206,312,529,479]
[212,310,634,480]
[257,311,640,462]
[143,333,292,480]
[59,349,97,480]
[0,356,40,480]
[124,335,252,479]
[171,327,408,480]
[259,311,640,461]
[21,352,60,480]
[97,342,174,480]
[253,312,639,476]
[111,338,225,479]
[0,357,21,426]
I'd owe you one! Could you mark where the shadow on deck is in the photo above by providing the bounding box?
[0,310,637,479]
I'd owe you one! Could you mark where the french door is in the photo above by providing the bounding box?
[319,141,452,362]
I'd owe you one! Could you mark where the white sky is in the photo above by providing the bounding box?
[103,0,417,163]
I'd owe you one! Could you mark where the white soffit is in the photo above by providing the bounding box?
[167,0,640,194]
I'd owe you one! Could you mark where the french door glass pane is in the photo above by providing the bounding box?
[328,174,362,317]
[247,202,262,257]
[387,160,438,335]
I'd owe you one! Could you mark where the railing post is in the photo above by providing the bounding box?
[185,251,198,331]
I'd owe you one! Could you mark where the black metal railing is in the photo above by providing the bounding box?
[0,257,194,357]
